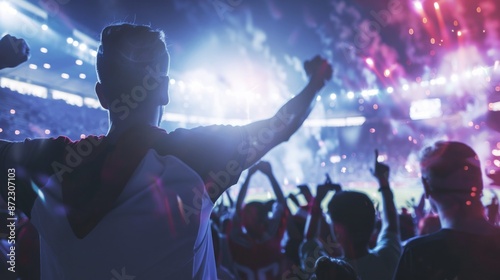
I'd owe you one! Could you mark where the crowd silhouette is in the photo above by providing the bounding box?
[1,24,500,280]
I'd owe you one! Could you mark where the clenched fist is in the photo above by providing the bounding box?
[304,55,332,86]
[0,34,30,69]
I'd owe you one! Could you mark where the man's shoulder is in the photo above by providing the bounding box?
[169,125,243,136]
[402,230,449,253]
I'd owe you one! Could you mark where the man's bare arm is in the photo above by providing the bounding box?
[239,56,332,170]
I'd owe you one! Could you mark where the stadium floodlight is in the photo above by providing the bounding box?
[409,98,442,120]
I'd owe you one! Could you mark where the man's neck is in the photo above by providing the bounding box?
[438,207,495,234]
[342,243,369,260]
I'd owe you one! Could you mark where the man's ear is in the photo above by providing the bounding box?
[158,76,169,106]
[95,82,109,109]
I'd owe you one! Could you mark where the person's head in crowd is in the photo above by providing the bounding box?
[95,23,170,125]
[328,191,376,255]
[313,256,359,280]
[418,214,441,236]
[419,141,484,215]
[241,201,269,239]
[399,208,416,241]
[264,199,276,213]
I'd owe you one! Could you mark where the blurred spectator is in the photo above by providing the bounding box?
[394,141,500,279]
[331,150,400,279]
[285,185,313,266]
[312,256,359,280]
[228,161,288,280]
[301,150,401,280]
[299,179,342,277]
[486,192,499,227]
[399,207,416,242]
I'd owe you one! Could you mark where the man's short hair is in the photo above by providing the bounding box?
[419,141,483,194]
[96,23,169,101]
[328,191,375,245]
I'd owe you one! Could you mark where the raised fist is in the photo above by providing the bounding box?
[372,149,390,182]
[0,35,30,69]
[304,55,332,85]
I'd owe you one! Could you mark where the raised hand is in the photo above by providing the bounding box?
[316,182,341,201]
[304,55,333,86]
[288,193,300,207]
[255,161,273,175]
[0,35,30,69]
[371,149,390,183]
[297,184,313,204]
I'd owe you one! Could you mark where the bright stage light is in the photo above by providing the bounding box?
[0,1,17,15]
[413,1,423,11]
[361,89,379,97]
[410,98,442,120]
[67,37,74,44]
[347,91,355,99]
[330,155,341,163]
[61,73,69,79]
[41,24,48,31]
[43,63,50,69]
[79,73,86,79]
[79,44,87,51]
[434,2,440,10]
[29,64,37,70]
[386,87,394,93]
[402,84,409,91]
[72,40,79,47]
[330,93,337,100]
[489,101,500,112]
[75,59,83,65]
[493,149,500,157]
[90,50,97,57]
[365,57,374,67]
[40,47,48,53]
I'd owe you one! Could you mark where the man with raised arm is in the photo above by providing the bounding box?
[228,161,288,279]
[394,141,500,279]
[299,150,400,280]
[0,23,331,279]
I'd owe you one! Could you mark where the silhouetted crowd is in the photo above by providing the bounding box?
[1,26,500,280]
